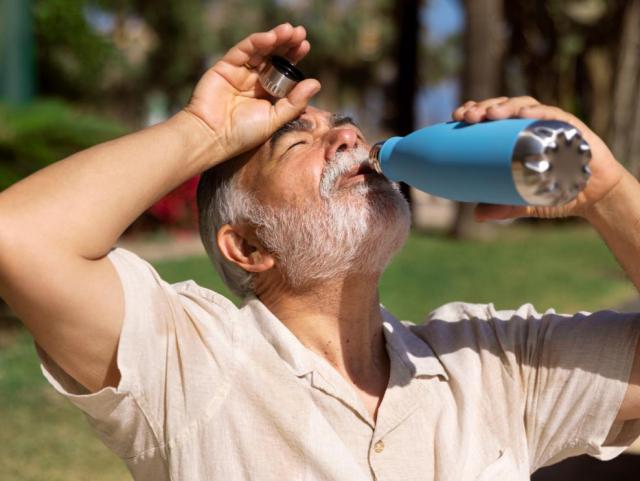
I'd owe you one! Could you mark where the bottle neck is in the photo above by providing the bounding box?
[368,137,403,175]
[369,141,385,173]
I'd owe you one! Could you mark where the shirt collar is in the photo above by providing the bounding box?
[243,296,448,381]
[381,307,449,380]
[243,296,315,377]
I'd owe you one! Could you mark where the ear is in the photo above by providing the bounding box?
[216,224,275,273]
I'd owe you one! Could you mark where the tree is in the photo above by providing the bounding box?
[449,0,505,239]
[33,0,120,105]
[609,0,640,176]
[503,0,639,176]
[1,0,36,105]
[382,0,423,206]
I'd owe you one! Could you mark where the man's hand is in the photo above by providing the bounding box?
[454,97,640,422]
[0,24,321,393]
[186,23,321,160]
[451,96,628,221]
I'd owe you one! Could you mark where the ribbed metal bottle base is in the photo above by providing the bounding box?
[511,120,592,206]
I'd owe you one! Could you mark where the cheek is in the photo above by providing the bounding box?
[256,169,320,206]
[278,158,325,201]
[255,145,327,204]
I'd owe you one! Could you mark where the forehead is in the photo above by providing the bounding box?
[238,108,359,190]
[269,111,360,150]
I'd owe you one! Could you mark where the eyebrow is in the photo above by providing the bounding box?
[269,118,314,152]
[329,113,360,130]
[269,113,361,154]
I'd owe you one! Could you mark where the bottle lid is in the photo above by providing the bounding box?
[259,56,305,98]
[511,120,592,206]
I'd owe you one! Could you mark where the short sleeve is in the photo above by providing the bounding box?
[488,304,640,469]
[36,247,238,459]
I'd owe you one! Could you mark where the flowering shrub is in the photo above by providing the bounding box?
[147,175,200,229]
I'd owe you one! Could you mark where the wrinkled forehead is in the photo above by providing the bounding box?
[237,107,358,192]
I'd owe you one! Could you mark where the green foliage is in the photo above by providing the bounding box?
[98,0,219,107]
[0,100,126,191]
[33,0,120,100]
[25,0,400,122]
[420,33,463,86]
[210,0,394,63]
[0,330,130,481]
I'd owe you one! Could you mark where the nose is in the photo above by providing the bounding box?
[324,127,360,161]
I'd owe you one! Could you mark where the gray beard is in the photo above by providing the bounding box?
[249,146,411,291]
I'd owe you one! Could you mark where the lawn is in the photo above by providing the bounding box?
[0,224,636,480]
[151,223,635,318]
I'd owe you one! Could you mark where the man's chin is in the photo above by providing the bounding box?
[254,179,410,292]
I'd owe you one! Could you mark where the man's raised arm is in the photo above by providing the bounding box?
[452,96,640,421]
[0,23,320,393]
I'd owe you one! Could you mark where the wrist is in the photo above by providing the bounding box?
[169,110,228,170]
[583,171,640,226]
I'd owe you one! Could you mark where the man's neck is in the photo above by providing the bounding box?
[257,273,389,396]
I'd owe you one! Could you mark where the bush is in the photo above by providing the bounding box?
[147,175,200,230]
[0,100,199,232]
[0,100,127,191]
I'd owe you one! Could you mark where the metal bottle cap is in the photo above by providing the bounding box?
[511,120,592,206]
[259,56,305,98]
[369,141,384,173]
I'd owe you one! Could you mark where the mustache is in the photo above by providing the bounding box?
[319,146,374,197]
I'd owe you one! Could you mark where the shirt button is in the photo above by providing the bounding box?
[374,440,385,453]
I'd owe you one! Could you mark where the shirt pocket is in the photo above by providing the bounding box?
[474,449,523,481]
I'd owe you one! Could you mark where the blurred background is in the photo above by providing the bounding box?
[1,0,640,479]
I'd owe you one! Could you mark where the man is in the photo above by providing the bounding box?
[0,23,639,481]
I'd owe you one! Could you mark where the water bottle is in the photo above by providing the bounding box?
[369,119,592,206]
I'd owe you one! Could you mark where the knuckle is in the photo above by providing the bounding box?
[521,95,539,104]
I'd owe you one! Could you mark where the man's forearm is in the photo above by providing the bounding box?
[0,111,221,260]
[585,170,640,293]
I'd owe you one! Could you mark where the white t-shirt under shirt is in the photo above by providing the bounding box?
[36,248,640,480]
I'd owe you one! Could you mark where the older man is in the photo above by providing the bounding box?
[0,24,639,481]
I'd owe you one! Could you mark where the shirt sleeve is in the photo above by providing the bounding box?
[489,303,640,470]
[36,247,238,460]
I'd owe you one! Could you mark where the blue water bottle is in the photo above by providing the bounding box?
[369,119,592,206]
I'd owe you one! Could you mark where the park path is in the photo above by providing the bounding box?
[116,232,205,261]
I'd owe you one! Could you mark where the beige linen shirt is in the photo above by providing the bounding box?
[37,248,640,481]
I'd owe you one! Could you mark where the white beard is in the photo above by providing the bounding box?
[248,146,411,291]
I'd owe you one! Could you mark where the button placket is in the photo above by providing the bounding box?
[373,440,385,453]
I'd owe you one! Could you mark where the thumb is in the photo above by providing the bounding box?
[271,79,321,125]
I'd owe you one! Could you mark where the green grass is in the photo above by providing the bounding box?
[380,224,634,320]
[0,224,636,479]
[0,328,131,481]
[152,224,634,320]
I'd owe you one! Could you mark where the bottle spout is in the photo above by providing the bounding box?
[369,141,384,174]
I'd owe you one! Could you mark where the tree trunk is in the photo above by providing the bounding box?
[449,0,505,239]
[609,0,640,177]
[584,47,612,139]
[384,0,421,206]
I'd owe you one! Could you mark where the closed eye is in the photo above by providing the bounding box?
[286,140,307,151]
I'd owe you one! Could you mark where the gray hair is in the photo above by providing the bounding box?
[197,159,255,298]
[196,146,411,297]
